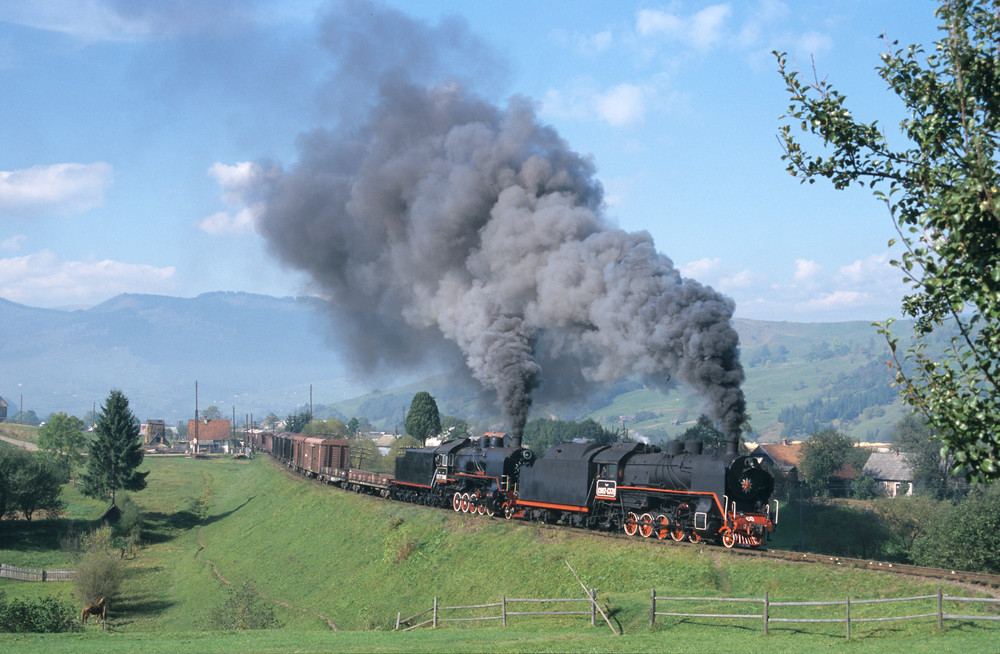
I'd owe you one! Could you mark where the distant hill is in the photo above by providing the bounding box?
[1,293,909,440]
[1,292,367,424]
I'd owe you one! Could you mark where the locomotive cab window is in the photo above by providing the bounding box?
[599,464,617,479]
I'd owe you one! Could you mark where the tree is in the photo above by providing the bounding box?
[404,391,441,445]
[10,410,40,426]
[261,413,280,431]
[200,405,223,421]
[302,417,347,437]
[776,1,1000,481]
[9,454,65,521]
[440,415,470,440]
[284,410,311,434]
[81,390,148,506]
[0,447,65,520]
[679,415,729,455]
[912,483,1000,573]
[37,412,87,482]
[872,495,950,561]
[799,429,855,496]
[891,413,969,498]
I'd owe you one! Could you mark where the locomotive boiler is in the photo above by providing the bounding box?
[392,435,533,516]
[515,437,776,547]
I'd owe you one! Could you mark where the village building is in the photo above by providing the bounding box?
[143,419,170,448]
[751,439,858,497]
[0,396,7,422]
[188,419,231,455]
[862,451,916,497]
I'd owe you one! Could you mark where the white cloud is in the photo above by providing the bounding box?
[1,234,26,251]
[550,28,613,56]
[680,257,724,282]
[795,289,867,312]
[594,83,646,126]
[199,161,276,236]
[0,162,113,217]
[837,252,891,283]
[720,268,765,289]
[636,4,731,50]
[0,249,176,306]
[0,1,257,42]
[793,258,822,282]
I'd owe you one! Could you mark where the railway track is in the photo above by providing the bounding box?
[271,455,1000,593]
[525,521,1000,591]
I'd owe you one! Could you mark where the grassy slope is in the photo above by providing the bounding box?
[1,455,996,652]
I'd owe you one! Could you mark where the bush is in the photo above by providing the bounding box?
[912,484,1000,573]
[116,494,143,545]
[0,593,81,633]
[72,526,125,605]
[208,583,279,630]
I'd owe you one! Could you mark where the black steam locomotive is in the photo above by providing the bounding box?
[389,434,776,548]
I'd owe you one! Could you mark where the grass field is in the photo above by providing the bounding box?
[1,455,997,652]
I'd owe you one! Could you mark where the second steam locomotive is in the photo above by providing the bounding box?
[258,429,777,549]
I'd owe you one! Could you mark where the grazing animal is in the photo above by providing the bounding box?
[81,597,107,625]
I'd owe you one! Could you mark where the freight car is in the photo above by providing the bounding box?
[268,432,393,496]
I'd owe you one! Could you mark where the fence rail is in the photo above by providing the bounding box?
[0,563,75,582]
[396,590,599,631]
[650,587,1000,638]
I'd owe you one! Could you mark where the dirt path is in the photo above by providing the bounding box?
[0,434,38,450]
[195,526,338,630]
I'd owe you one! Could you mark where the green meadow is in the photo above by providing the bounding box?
[1,455,996,652]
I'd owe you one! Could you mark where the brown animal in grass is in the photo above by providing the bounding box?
[81,597,107,624]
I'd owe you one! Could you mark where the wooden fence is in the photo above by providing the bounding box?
[396,590,599,631]
[0,563,75,582]
[650,587,1000,638]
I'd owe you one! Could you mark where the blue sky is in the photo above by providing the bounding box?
[0,0,942,321]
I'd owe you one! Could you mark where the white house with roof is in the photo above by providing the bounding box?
[862,452,916,497]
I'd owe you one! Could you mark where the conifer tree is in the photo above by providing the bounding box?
[82,389,148,505]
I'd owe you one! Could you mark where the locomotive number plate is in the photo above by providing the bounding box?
[434,468,448,483]
[596,480,617,499]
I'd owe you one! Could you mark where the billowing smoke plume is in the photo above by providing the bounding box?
[256,1,745,440]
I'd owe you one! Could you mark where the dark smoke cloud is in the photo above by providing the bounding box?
[256,1,745,439]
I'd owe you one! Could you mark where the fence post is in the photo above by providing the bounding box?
[650,588,656,628]
[846,595,851,640]
[433,597,438,628]
[502,595,507,627]
[395,611,401,630]
[763,591,769,635]
[937,587,943,632]
[590,589,596,626]
[41,569,47,582]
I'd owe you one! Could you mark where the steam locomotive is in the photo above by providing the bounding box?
[258,430,777,549]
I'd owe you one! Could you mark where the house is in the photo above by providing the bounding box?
[751,440,804,480]
[144,419,170,448]
[188,419,231,455]
[0,396,6,422]
[862,452,915,497]
[752,439,858,497]
[374,433,397,456]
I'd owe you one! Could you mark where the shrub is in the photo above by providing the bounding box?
[0,593,81,633]
[72,526,125,605]
[208,584,278,630]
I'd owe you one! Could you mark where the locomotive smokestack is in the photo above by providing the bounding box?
[254,1,747,439]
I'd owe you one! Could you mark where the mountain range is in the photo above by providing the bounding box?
[1,292,909,442]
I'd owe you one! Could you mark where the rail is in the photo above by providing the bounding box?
[650,587,1000,638]
[0,563,75,582]
[395,590,600,631]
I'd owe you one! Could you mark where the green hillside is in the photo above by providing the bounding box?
[3,455,996,652]
[330,318,912,443]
